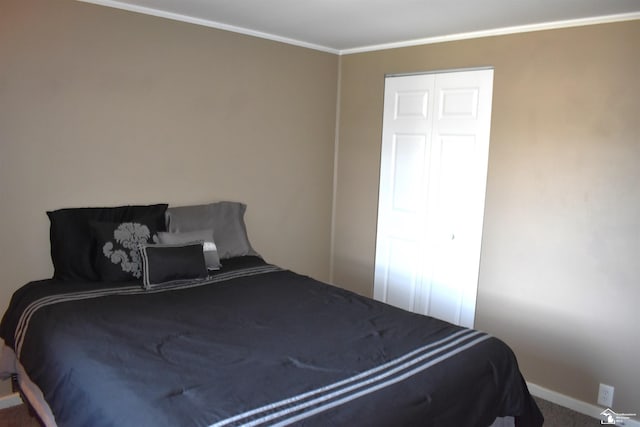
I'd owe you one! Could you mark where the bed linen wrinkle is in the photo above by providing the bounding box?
[212,331,490,427]
[0,256,543,427]
[13,264,281,357]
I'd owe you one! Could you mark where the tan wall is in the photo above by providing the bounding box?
[334,21,640,414]
[0,0,338,396]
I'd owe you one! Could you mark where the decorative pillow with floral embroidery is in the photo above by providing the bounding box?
[90,220,160,282]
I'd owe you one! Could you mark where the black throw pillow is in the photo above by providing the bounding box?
[139,243,208,289]
[47,204,168,281]
[90,219,161,282]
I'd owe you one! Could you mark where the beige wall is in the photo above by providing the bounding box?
[333,21,640,414]
[0,0,337,396]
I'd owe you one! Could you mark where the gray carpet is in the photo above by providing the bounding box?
[0,397,601,426]
[534,396,599,426]
[0,404,42,427]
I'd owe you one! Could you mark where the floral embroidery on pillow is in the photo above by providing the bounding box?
[102,222,158,278]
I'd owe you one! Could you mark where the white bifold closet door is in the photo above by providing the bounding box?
[373,69,494,328]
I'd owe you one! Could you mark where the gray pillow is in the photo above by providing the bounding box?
[157,229,221,270]
[165,201,259,260]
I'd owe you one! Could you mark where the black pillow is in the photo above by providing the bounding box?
[90,219,162,282]
[47,204,168,281]
[139,243,208,289]
[157,229,221,270]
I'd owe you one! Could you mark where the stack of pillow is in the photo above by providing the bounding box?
[47,201,259,288]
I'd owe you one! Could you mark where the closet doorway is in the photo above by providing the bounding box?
[373,69,494,328]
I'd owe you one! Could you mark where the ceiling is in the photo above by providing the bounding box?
[79,0,640,54]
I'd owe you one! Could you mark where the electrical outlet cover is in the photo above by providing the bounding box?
[598,383,614,407]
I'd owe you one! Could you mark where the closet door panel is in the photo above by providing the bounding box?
[374,69,493,328]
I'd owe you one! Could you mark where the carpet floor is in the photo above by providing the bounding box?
[0,404,41,427]
[0,397,599,426]
[534,396,599,426]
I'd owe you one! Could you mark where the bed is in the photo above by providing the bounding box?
[0,202,543,427]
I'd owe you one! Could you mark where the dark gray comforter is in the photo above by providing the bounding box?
[1,257,542,427]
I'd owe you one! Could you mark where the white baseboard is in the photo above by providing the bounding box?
[0,392,22,410]
[527,382,639,427]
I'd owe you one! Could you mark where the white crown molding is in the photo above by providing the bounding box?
[76,0,340,54]
[76,1,639,56]
[340,12,640,55]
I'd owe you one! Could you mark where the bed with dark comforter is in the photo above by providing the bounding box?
[1,256,542,427]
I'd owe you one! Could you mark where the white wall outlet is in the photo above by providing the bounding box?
[598,383,615,407]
